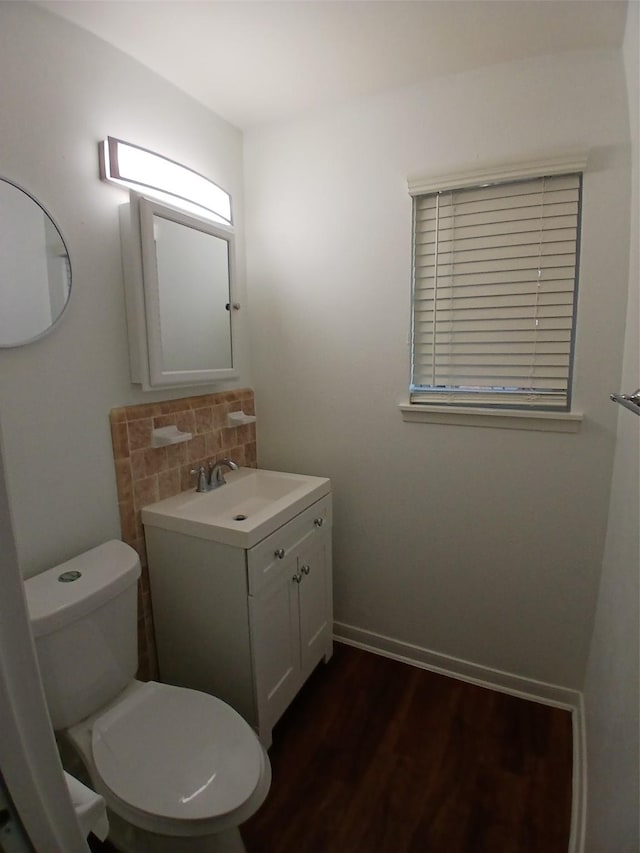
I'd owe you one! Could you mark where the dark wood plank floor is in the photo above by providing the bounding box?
[242,643,573,853]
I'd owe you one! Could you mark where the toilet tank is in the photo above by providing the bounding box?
[25,540,141,730]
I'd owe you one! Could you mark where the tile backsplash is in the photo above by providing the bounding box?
[109,388,257,679]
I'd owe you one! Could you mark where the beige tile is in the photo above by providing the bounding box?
[133,475,159,509]
[128,418,153,452]
[237,423,255,444]
[229,444,246,466]
[241,397,255,416]
[212,404,227,429]
[159,398,189,414]
[140,563,151,596]
[181,464,199,492]
[194,407,214,433]
[130,449,147,482]
[189,393,216,408]
[119,500,137,544]
[153,413,178,430]
[111,421,130,460]
[126,403,160,422]
[187,434,206,461]
[155,409,196,435]
[175,410,196,435]
[134,536,148,571]
[158,468,181,500]
[110,407,128,424]
[245,441,258,467]
[223,426,238,449]
[115,458,133,504]
[144,446,168,475]
[205,431,222,457]
[133,509,144,541]
[166,442,188,468]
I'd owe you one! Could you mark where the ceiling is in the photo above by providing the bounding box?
[40,0,628,130]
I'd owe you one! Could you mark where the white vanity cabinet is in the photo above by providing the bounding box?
[144,493,332,747]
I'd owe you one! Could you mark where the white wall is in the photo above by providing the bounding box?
[583,3,639,849]
[245,48,632,689]
[0,2,250,576]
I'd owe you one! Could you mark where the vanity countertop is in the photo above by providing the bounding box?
[141,466,331,549]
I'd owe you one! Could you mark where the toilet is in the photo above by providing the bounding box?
[25,539,271,853]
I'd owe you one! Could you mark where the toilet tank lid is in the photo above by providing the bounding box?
[25,540,141,638]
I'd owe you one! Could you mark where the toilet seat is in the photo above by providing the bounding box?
[82,681,266,836]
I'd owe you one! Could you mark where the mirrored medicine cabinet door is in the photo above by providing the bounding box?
[120,193,238,390]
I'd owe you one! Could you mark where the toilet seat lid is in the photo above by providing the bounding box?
[92,682,263,821]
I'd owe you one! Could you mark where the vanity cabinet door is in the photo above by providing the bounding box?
[249,557,301,740]
[247,498,333,744]
[298,530,333,679]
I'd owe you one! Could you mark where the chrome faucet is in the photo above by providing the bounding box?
[208,458,239,489]
[190,465,209,493]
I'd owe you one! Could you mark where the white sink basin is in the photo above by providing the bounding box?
[141,467,331,548]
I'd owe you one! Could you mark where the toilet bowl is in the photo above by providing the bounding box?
[24,540,271,853]
[63,681,271,853]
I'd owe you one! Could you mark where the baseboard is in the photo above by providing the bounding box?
[333,621,586,852]
[334,621,580,708]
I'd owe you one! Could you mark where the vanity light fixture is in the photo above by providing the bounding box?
[99,136,232,224]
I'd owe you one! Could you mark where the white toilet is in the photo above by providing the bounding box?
[25,539,271,853]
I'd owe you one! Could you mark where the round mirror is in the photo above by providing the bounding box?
[0,179,71,347]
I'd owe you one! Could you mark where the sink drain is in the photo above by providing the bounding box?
[233,514,248,521]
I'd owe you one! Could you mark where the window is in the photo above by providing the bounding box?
[409,161,584,411]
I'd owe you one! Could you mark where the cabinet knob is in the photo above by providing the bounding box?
[314,517,324,528]
[301,564,311,575]
[274,548,286,559]
[292,572,302,583]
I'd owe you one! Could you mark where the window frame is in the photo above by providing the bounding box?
[406,153,588,421]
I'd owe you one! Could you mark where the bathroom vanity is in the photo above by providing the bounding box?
[142,468,333,747]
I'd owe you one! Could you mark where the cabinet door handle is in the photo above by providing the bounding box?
[301,564,311,575]
[274,548,285,559]
[314,517,324,528]
[292,572,302,583]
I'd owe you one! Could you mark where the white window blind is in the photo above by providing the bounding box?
[410,172,582,409]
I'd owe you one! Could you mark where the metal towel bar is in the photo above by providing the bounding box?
[610,389,640,416]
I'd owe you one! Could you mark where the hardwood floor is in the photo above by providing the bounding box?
[242,643,573,853]
[87,642,573,853]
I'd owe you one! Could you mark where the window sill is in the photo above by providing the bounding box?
[398,403,583,433]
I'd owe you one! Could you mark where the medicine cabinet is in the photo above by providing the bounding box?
[119,193,238,390]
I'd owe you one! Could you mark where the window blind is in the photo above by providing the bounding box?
[410,173,582,409]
